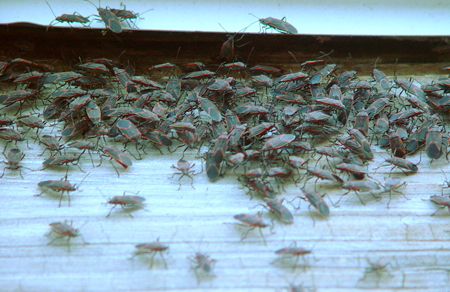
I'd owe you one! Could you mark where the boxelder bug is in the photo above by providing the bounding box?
[338,181,381,206]
[100,145,132,177]
[258,198,294,224]
[300,189,330,224]
[170,159,196,190]
[46,1,92,30]
[42,154,84,173]
[109,3,153,28]
[104,191,146,218]
[358,258,395,286]
[425,126,444,160]
[429,195,450,216]
[36,174,88,207]
[84,0,122,33]
[377,157,418,176]
[0,149,27,179]
[271,242,317,271]
[46,220,88,252]
[233,212,271,246]
[379,177,408,209]
[249,13,298,34]
[129,238,169,269]
[188,252,217,285]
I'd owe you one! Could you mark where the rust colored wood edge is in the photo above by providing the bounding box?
[0,22,449,76]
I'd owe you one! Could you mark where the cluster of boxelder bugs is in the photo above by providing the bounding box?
[3,31,450,287]
[45,1,298,35]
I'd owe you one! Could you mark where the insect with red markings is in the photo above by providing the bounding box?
[35,174,88,207]
[170,159,196,190]
[249,13,298,34]
[376,157,418,176]
[358,258,395,286]
[296,189,330,226]
[46,1,92,30]
[304,167,343,189]
[0,149,28,179]
[38,135,63,157]
[372,68,390,91]
[129,238,169,269]
[271,242,317,271]
[46,220,88,252]
[335,162,368,180]
[99,145,132,177]
[388,130,406,158]
[104,191,146,218]
[233,212,271,246]
[257,198,294,224]
[379,177,408,208]
[16,115,45,138]
[425,126,444,160]
[42,154,84,173]
[84,0,122,33]
[66,141,97,167]
[429,195,450,216]
[188,251,217,285]
[206,133,227,181]
[109,3,153,28]
[337,181,381,206]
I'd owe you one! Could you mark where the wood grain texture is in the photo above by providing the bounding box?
[1,66,450,292]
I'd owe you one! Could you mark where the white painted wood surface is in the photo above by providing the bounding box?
[1,76,450,292]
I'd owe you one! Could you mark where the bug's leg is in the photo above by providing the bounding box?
[188,174,195,189]
[258,227,267,246]
[74,161,85,173]
[67,237,71,252]
[106,205,117,218]
[149,251,156,269]
[120,204,135,218]
[269,255,283,265]
[335,190,350,205]
[109,159,120,177]
[354,191,366,206]
[159,251,168,269]
[79,234,89,245]
[0,167,7,178]
[431,206,445,216]
[293,255,300,272]
[18,167,24,179]
[239,226,255,241]
[46,235,64,246]
[58,191,64,208]
[307,205,316,227]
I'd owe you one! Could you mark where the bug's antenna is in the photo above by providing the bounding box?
[248,13,260,20]
[45,1,57,18]
[84,0,97,9]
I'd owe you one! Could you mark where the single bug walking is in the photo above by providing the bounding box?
[188,251,217,285]
[46,220,88,252]
[358,258,396,287]
[271,242,317,271]
[129,238,169,269]
[35,174,88,207]
[170,159,196,190]
[379,177,408,208]
[249,13,298,34]
[46,1,93,30]
[233,212,272,246]
[84,0,122,33]
[0,148,28,179]
[428,195,450,216]
[104,191,146,218]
